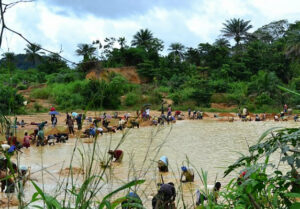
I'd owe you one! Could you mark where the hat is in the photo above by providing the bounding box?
[181,166,187,172]
[19,165,28,171]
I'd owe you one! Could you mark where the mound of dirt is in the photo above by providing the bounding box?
[44,127,69,135]
[203,113,210,117]
[211,103,237,110]
[86,67,142,84]
[218,113,235,117]
[0,197,19,207]
[83,138,95,144]
[139,120,152,127]
[45,127,60,135]
[266,113,277,119]
[59,167,84,176]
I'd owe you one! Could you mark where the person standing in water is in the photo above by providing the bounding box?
[76,114,82,130]
[146,107,150,120]
[167,105,172,117]
[51,115,57,128]
[37,127,45,146]
[284,104,288,113]
[67,117,74,135]
[23,132,31,148]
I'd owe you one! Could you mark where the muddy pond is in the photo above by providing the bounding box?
[4,120,299,208]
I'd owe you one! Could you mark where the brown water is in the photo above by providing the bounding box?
[8,120,299,208]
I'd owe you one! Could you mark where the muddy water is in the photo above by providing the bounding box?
[13,120,299,208]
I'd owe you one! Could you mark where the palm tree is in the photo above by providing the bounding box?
[24,43,44,65]
[2,52,15,71]
[221,18,253,45]
[131,29,154,50]
[214,38,230,48]
[168,42,185,60]
[118,37,127,49]
[75,44,97,61]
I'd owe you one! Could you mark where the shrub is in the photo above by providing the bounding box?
[255,92,274,106]
[31,87,51,99]
[124,92,140,106]
[0,85,24,114]
[17,84,28,90]
[33,102,42,112]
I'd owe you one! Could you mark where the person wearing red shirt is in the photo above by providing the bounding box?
[108,150,124,162]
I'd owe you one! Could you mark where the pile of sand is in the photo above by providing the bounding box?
[218,113,235,117]
[0,197,19,207]
[45,127,60,135]
[203,113,210,117]
[266,113,277,119]
[139,120,152,127]
[83,138,95,144]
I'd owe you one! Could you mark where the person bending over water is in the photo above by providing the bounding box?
[152,182,176,209]
[108,150,124,162]
[255,114,261,121]
[158,156,168,172]
[180,166,194,182]
[195,182,221,207]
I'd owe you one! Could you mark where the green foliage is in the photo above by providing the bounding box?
[31,87,51,99]
[222,127,300,208]
[30,74,131,110]
[124,92,140,106]
[0,85,24,114]
[255,92,274,106]
[2,19,300,111]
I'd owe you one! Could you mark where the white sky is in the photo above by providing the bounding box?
[1,0,300,62]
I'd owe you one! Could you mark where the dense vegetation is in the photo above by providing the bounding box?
[1,19,300,114]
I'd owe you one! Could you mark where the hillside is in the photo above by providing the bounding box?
[86,67,142,84]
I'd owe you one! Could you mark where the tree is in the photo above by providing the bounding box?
[168,42,185,60]
[131,29,154,49]
[24,43,44,66]
[213,38,230,48]
[1,52,15,71]
[221,18,253,46]
[75,43,97,61]
[185,47,201,66]
[131,29,163,52]
[118,37,127,49]
[38,53,68,74]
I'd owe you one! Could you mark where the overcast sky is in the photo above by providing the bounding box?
[2,0,300,62]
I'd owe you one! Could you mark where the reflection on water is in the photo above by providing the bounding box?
[16,120,298,208]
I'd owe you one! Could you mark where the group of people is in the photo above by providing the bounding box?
[188,109,204,120]
[116,154,221,208]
